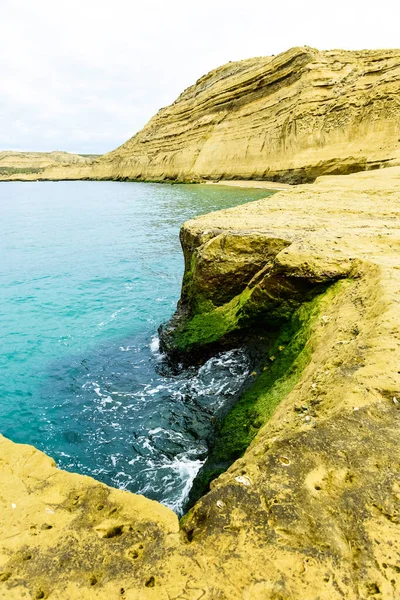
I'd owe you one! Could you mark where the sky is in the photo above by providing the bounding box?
[1,0,399,155]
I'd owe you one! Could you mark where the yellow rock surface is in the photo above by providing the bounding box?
[2,46,399,183]
[0,151,96,177]
[1,167,400,598]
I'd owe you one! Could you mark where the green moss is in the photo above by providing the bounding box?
[192,281,347,496]
[170,247,339,359]
[211,300,317,462]
[172,273,325,357]
[181,251,217,315]
[174,287,253,351]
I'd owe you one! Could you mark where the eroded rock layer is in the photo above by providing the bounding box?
[0,151,96,177]
[1,167,400,599]
[3,46,400,183]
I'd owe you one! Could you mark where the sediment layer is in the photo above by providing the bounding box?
[1,46,400,183]
[1,167,400,599]
[0,151,96,177]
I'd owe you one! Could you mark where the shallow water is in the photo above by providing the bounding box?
[0,181,273,513]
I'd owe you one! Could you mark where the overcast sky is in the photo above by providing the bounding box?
[1,0,399,154]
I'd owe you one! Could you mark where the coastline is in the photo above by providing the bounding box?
[1,40,400,598]
[2,167,400,598]
[203,179,293,190]
[0,175,294,189]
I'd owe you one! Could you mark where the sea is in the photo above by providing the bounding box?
[0,181,273,514]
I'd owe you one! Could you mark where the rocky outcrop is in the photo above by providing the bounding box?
[0,151,97,177]
[2,46,399,183]
[159,227,356,364]
[1,167,400,599]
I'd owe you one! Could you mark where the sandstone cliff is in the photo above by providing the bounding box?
[2,46,399,183]
[1,167,400,599]
[0,151,97,178]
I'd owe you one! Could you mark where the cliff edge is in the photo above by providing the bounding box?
[1,167,400,599]
[0,151,97,178]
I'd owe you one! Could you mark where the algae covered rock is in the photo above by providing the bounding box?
[159,228,356,365]
[159,194,360,499]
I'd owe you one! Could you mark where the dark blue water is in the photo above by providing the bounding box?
[0,181,273,512]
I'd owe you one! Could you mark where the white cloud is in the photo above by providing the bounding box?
[1,0,399,153]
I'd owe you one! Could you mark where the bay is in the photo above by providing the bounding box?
[0,181,274,513]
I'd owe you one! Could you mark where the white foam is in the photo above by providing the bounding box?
[150,335,160,353]
[147,388,160,395]
[148,427,164,436]
[161,455,205,514]
[99,396,113,405]
[97,307,126,328]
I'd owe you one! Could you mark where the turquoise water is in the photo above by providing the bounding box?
[0,181,273,512]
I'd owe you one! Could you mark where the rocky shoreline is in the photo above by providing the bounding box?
[1,43,400,598]
[1,166,400,598]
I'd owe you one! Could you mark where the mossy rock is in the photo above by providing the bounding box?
[186,281,347,504]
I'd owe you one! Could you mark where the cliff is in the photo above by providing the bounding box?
[0,151,97,178]
[2,46,399,183]
[1,166,400,599]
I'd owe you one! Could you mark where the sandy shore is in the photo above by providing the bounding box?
[203,179,293,190]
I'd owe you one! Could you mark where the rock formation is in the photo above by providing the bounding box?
[1,166,400,599]
[1,46,399,183]
[0,151,97,178]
